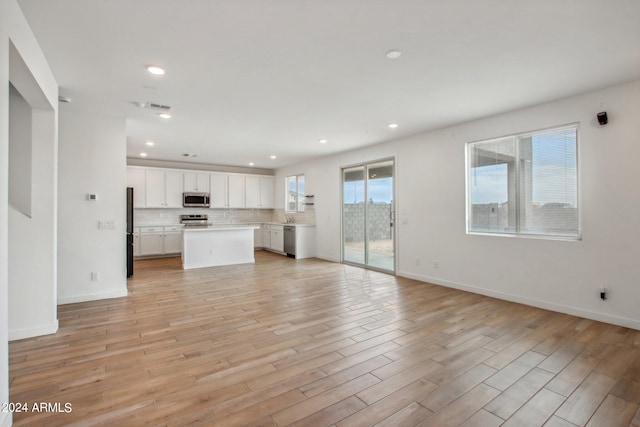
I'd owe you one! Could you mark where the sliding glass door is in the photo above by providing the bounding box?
[342,159,395,273]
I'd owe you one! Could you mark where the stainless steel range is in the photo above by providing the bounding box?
[180,214,211,227]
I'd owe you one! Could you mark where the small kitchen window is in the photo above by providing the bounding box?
[286,174,305,213]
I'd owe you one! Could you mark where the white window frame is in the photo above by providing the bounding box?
[465,124,580,240]
[285,174,305,213]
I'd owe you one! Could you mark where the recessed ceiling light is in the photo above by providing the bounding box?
[318,139,328,144]
[249,162,255,166]
[386,49,402,59]
[145,141,155,146]
[270,155,277,159]
[158,113,171,119]
[140,152,148,157]
[387,122,399,129]
[146,65,165,76]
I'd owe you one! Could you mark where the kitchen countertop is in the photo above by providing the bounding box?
[263,222,316,227]
[182,225,260,232]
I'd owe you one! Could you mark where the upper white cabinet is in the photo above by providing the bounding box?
[228,175,245,208]
[145,170,183,208]
[127,168,146,208]
[210,173,245,208]
[210,173,228,208]
[245,176,274,209]
[184,172,210,193]
[128,166,272,210]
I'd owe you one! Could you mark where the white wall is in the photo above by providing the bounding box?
[1,0,59,424]
[8,106,57,340]
[276,79,640,330]
[58,109,128,304]
[8,84,32,216]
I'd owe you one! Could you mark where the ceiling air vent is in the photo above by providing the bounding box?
[144,102,171,111]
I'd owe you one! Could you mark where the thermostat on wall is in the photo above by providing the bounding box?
[87,194,98,201]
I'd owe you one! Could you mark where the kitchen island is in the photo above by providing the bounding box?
[182,225,260,270]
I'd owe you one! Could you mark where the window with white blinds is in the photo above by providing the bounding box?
[467,125,579,239]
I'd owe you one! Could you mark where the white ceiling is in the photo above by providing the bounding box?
[18,0,640,169]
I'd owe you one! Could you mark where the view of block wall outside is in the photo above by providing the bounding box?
[343,203,392,242]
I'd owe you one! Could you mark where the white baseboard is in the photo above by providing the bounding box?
[315,254,340,263]
[9,320,59,341]
[398,270,640,331]
[0,411,12,427]
[57,289,128,305]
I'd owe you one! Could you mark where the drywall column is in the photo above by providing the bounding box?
[57,109,128,303]
[8,103,58,340]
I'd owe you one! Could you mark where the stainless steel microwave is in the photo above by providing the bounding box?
[183,192,210,207]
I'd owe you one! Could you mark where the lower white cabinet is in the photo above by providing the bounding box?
[138,226,182,256]
[133,230,141,256]
[253,224,263,248]
[269,225,284,253]
[163,226,183,254]
[260,224,284,253]
[262,225,271,249]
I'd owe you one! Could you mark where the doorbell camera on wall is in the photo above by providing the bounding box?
[597,111,608,126]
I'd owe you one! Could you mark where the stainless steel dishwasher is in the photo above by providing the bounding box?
[284,226,296,258]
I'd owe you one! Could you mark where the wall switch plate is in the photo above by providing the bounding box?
[98,220,115,229]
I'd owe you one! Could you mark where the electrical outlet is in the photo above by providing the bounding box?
[600,287,608,301]
[433,260,439,269]
[91,272,100,281]
[415,258,421,266]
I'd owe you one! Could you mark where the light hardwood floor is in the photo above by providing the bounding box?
[9,251,640,426]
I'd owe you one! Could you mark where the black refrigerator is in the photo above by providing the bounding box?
[126,187,134,277]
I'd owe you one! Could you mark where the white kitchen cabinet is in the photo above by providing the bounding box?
[145,170,183,208]
[245,176,274,209]
[262,224,271,249]
[139,226,164,256]
[291,226,316,259]
[128,166,273,210]
[184,172,210,193]
[253,224,263,248]
[127,168,146,208]
[269,225,284,252]
[260,176,274,208]
[165,171,184,207]
[210,173,227,208]
[163,230,182,254]
[210,173,245,208]
[145,170,165,208]
[133,228,141,256]
[138,226,182,257]
[228,175,245,208]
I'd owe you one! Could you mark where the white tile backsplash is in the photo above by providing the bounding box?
[272,208,316,225]
[134,208,276,226]
[135,207,316,226]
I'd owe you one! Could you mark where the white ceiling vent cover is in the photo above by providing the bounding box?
[143,102,171,111]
